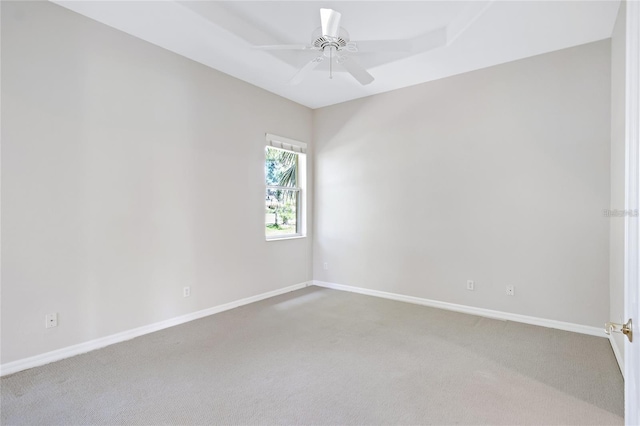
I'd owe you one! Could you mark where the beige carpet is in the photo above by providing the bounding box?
[1,286,624,425]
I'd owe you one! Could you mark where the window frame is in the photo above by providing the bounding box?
[264,134,307,241]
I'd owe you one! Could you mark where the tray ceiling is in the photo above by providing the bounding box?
[53,1,620,109]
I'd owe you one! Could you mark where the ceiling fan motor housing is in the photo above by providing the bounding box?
[311,27,350,52]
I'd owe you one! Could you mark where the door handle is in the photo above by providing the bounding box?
[605,319,633,343]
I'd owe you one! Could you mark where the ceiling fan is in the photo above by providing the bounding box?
[254,8,411,86]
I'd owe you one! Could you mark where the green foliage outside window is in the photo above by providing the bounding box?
[265,148,299,235]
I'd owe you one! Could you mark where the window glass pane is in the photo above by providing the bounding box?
[265,188,298,237]
[265,147,298,188]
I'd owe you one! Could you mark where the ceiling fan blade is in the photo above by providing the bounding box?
[320,8,341,39]
[412,28,447,53]
[288,55,324,85]
[351,40,412,53]
[339,57,374,85]
[253,44,313,51]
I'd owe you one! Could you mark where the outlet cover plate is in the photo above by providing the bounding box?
[45,313,58,328]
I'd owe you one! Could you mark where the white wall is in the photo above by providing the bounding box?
[1,1,312,364]
[609,1,626,367]
[313,41,611,328]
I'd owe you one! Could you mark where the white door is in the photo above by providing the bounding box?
[625,1,639,423]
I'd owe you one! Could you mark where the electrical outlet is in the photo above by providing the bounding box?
[45,313,58,328]
[323,262,328,270]
[506,285,515,296]
[183,286,191,298]
[466,280,475,291]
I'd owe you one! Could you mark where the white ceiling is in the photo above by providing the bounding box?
[53,0,620,109]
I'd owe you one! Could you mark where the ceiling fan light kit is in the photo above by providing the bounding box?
[254,8,410,86]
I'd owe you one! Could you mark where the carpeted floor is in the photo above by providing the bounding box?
[1,286,624,425]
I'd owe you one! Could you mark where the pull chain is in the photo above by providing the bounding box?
[329,46,333,79]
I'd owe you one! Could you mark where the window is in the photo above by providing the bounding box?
[265,134,306,239]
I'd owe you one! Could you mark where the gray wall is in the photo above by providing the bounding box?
[609,1,626,367]
[1,1,312,364]
[313,40,612,327]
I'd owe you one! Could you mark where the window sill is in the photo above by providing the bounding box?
[266,235,307,242]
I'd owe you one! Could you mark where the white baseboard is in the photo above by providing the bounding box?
[3,280,609,377]
[0,281,311,377]
[608,335,625,378]
[313,280,604,337]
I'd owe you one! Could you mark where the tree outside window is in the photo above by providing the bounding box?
[265,147,300,237]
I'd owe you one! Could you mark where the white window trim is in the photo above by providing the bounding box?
[265,134,307,241]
